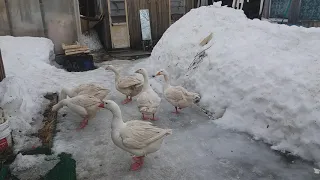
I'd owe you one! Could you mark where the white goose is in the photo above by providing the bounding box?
[105,65,144,104]
[99,100,172,171]
[155,69,201,113]
[59,83,110,102]
[135,68,161,120]
[52,95,104,130]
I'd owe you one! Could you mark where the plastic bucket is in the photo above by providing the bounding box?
[0,120,12,152]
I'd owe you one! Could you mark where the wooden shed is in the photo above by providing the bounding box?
[101,0,196,51]
[102,0,171,50]
[0,0,81,54]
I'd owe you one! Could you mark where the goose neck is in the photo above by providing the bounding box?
[110,107,125,130]
[142,72,149,90]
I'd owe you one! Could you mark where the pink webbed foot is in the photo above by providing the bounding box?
[122,97,132,104]
[142,114,149,120]
[76,118,88,131]
[130,156,144,171]
[150,114,158,121]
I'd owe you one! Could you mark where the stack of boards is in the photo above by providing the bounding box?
[62,42,90,56]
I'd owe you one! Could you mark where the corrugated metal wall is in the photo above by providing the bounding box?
[0,0,81,54]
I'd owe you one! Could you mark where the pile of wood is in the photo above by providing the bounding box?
[62,42,90,55]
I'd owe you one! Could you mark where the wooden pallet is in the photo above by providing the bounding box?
[62,42,90,56]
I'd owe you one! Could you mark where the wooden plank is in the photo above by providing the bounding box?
[0,0,10,35]
[126,0,141,49]
[65,47,89,53]
[39,0,48,37]
[4,0,13,35]
[62,42,81,50]
[101,0,112,49]
[124,0,130,48]
[150,0,158,43]
[65,50,90,56]
[185,0,194,14]
[0,49,6,82]
[168,0,171,24]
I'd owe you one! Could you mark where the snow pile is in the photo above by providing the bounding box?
[79,30,103,51]
[0,36,111,152]
[10,153,59,180]
[140,3,320,165]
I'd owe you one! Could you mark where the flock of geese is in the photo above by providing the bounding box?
[52,65,201,171]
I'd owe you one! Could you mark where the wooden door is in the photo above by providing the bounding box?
[107,0,130,49]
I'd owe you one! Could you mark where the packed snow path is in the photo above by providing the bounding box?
[53,61,317,180]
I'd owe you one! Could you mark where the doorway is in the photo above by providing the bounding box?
[107,0,130,49]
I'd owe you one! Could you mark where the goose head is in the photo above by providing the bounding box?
[98,100,118,110]
[135,68,148,76]
[98,100,122,116]
[105,65,117,72]
[155,69,168,76]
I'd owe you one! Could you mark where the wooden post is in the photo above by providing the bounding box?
[39,0,48,37]
[4,0,13,36]
[261,0,270,19]
[288,0,301,25]
[0,49,6,82]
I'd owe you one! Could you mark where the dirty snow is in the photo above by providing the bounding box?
[1,2,320,179]
[10,153,59,180]
[135,2,320,166]
[0,35,318,179]
[79,30,103,51]
[0,36,111,152]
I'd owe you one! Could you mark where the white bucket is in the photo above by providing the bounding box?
[0,113,12,152]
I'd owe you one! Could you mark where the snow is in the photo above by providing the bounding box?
[79,30,103,51]
[134,2,320,166]
[1,2,320,179]
[0,33,317,179]
[0,36,111,152]
[10,153,59,180]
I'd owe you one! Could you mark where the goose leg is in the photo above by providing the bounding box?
[172,107,180,114]
[66,102,89,130]
[131,156,144,171]
[150,114,158,121]
[76,116,89,130]
[122,96,132,104]
[142,113,149,120]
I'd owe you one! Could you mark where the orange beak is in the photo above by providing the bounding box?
[155,72,161,76]
[98,103,104,108]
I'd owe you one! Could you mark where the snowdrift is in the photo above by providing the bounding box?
[0,36,110,152]
[143,3,320,165]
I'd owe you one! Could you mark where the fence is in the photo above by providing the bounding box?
[262,0,320,27]
[0,0,81,54]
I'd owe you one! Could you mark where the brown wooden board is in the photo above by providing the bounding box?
[0,0,11,35]
[101,0,112,50]
[126,0,170,49]
[62,42,81,50]
[65,50,90,56]
[185,0,195,14]
[65,47,89,53]
[0,49,6,82]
